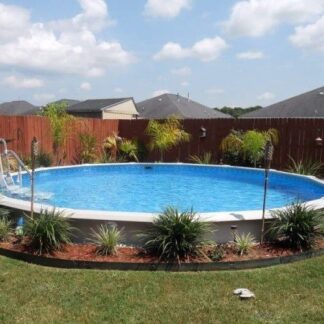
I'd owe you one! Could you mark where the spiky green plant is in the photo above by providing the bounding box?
[287,156,323,176]
[146,116,190,161]
[24,209,74,254]
[0,208,12,242]
[103,132,121,162]
[234,232,256,255]
[119,139,139,162]
[139,207,210,263]
[268,202,324,250]
[189,152,212,164]
[91,225,123,256]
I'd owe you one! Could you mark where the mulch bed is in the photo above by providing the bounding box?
[1,237,323,263]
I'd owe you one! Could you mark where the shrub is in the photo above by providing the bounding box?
[189,152,212,164]
[205,244,225,261]
[234,232,256,255]
[0,208,12,242]
[119,139,139,162]
[287,156,323,177]
[24,209,73,254]
[139,207,210,263]
[91,225,122,256]
[79,133,98,163]
[268,202,324,250]
[37,151,53,167]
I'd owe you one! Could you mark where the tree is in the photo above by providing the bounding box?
[220,128,279,167]
[41,102,73,165]
[145,116,190,161]
[214,106,262,118]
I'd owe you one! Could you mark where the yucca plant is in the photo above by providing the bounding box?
[0,208,12,242]
[79,132,98,163]
[268,202,324,250]
[139,207,210,263]
[91,225,123,256]
[24,209,74,254]
[189,152,212,164]
[119,139,139,162]
[234,232,256,255]
[287,156,323,176]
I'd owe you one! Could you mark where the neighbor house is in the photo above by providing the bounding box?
[241,86,324,118]
[137,93,232,119]
[67,98,139,119]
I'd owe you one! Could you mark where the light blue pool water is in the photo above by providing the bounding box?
[11,164,324,213]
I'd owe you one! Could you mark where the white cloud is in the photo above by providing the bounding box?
[33,93,56,104]
[224,0,324,37]
[237,51,265,60]
[3,75,44,88]
[80,81,92,91]
[257,91,275,101]
[114,87,123,93]
[154,36,228,62]
[0,0,134,77]
[171,66,191,76]
[205,88,224,95]
[144,0,191,18]
[152,89,169,97]
[180,81,189,87]
[290,15,324,53]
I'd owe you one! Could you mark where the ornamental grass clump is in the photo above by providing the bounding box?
[24,209,73,254]
[139,207,210,263]
[268,202,324,250]
[91,225,123,256]
[0,208,12,242]
[234,232,256,256]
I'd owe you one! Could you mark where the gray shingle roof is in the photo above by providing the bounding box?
[67,98,134,113]
[0,100,40,115]
[137,93,232,119]
[241,86,324,118]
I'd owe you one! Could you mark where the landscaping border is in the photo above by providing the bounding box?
[0,247,323,271]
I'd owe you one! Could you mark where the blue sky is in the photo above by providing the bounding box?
[0,0,323,107]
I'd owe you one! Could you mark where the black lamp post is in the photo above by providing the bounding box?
[30,137,39,219]
[260,140,274,244]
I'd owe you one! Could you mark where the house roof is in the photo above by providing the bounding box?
[67,98,135,113]
[0,100,40,115]
[137,93,232,119]
[241,86,324,118]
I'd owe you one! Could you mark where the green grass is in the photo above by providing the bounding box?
[0,256,323,323]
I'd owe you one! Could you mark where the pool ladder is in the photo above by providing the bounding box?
[0,138,31,194]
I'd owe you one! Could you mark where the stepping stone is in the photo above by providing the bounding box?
[233,288,255,299]
[233,288,250,295]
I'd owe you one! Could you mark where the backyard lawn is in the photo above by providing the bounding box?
[0,256,323,323]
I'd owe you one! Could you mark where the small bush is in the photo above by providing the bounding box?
[234,232,256,255]
[37,151,53,167]
[91,225,122,256]
[139,207,210,263]
[268,202,324,250]
[205,244,225,261]
[24,209,73,254]
[0,208,12,242]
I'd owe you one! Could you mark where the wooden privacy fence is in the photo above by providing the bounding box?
[0,115,323,169]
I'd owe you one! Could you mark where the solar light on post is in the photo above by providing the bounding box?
[260,140,274,245]
[30,137,39,219]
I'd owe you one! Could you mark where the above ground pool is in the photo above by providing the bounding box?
[4,163,324,214]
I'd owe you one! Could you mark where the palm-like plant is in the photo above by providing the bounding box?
[103,132,121,161]
[139,207,210,263]
[79,133,97,163]
[0,208,12,242]
[234,232,256,255]
[146,116,190,161]
[119,139,139,162]
[268,202,324,250]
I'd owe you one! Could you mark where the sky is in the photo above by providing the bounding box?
[0,0,323,108]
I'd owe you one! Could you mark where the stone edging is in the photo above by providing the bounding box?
[0,247,323,271]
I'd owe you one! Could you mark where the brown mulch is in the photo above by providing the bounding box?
[0,237,323,264]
